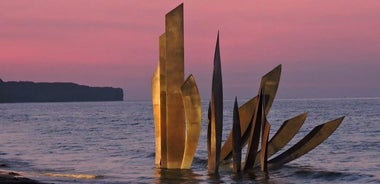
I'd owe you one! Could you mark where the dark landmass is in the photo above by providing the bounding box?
[0,171,45,184]
[0,79,123,103]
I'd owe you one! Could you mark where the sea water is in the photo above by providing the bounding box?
[0,98,379,183]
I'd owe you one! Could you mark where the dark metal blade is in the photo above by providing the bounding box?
[254,113,307,165]
[208,32,223,174]
[232,97,242,173]
[268,117,345,169]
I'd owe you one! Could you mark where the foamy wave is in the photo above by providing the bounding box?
[43,173,103,179]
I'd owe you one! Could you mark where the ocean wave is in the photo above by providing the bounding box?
[43,173,104,179]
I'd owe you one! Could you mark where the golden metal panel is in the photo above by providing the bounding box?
[165,4,184,91]
[268,117,345,169]
[180,75,202,169]
[220,97,257,161]
[208,33,223,174]
[261,65,281,115]
[159,33,167,91]
[254,113,307,165]
[159,33,168,168]
[152,65,161,166]
[165,4,185,168]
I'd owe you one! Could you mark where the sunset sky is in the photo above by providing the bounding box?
[1,1,379,100]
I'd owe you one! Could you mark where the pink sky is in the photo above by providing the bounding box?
[1,1,379,100]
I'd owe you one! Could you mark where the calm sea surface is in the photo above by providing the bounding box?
[0,98,379,183]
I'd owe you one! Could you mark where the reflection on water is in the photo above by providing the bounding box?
[154,167,281,184]
[155,168,202,183]
[0,99,379,183]
[42,173,104,179]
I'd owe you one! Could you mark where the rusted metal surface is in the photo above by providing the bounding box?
[268,117,345,169]
[208,33,223,174]
[232,98,242,173]
[180,75,202,169]
[254,113,307,165]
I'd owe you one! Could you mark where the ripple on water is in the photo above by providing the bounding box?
[0,100,379,183]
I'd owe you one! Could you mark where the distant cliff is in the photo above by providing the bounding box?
[0,79,123,103]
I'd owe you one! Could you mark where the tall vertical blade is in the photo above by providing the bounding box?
[254,113,307,165]
[164,3,186,168]
[152,65,161,166]
[220,97,257,161]
[221,65,281,162]
[259,88,269,172]
[208,32,223,174]
[243,65,281,170]
[232,97,242,173]
[244,89,264,170]
[180,75,202,169]
[158,33,168,168]
[268,117,345,169]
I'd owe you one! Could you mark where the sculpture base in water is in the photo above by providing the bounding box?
[151,3,344,174]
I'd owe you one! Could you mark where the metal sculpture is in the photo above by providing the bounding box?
[151,3,344,174]
[267,117,345,169]
[152,3,201,169]
[244,88,266,170]
[254,113,307,166]
[220,97,257,161]
[180,75,202,169]
[232,98,242,173]
[207,32,223,174]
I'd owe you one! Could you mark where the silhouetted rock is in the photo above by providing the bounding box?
[0,80,123,103]
[0,171,46,184]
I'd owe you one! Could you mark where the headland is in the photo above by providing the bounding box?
[0,79,123,103]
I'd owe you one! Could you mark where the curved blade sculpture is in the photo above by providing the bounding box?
[180,75,202,169]
[231,66,281,171]
[221,65,281,162]
[254,113,307,166]
[260,65,281,114]
[151,4,201,169]
[220,96,257,161]
[152,3,345,174]
[244,89,265,170]
[268,117,345,169]
[152,66,161,166]
[207,32,223,174]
